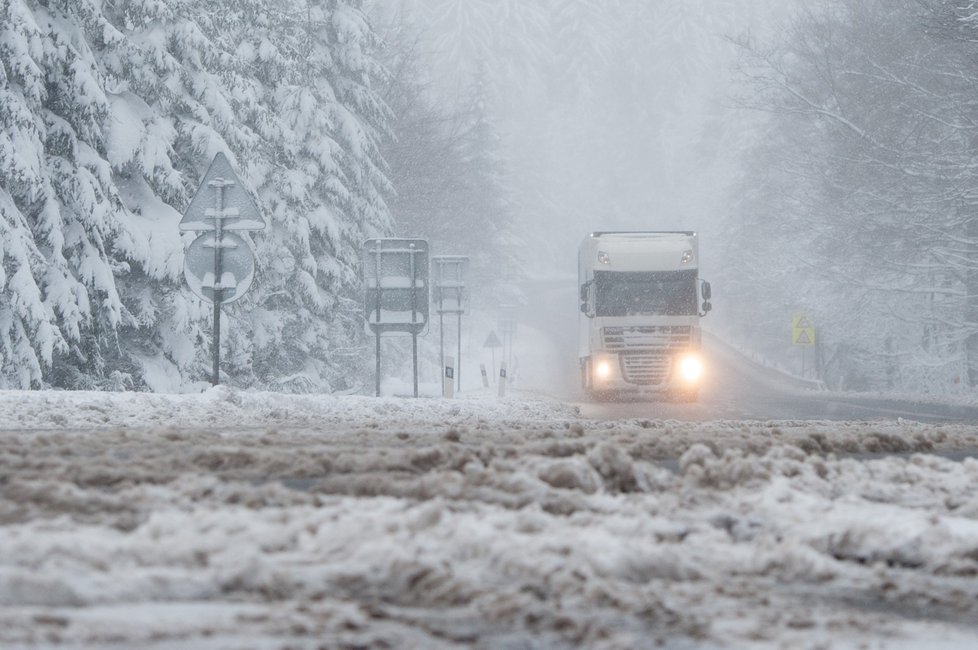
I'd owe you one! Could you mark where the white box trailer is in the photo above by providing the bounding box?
[578,231,712,400]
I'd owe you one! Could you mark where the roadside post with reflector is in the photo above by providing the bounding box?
[433,256,468,393]
[480,364,489,388]
[498,361,507,397]
[443,356,455,399]
[180,152,266,386]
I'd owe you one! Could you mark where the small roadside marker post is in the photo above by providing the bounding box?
[498,361,507,397]
[480,364,489,388]
[433,256,468,393]
[443,356,455,399]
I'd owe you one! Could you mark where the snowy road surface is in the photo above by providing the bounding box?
[2,389,978,648]
[575,334,978,424]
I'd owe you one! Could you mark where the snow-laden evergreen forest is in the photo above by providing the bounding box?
[723,0,978,394]
[1,0,395,391]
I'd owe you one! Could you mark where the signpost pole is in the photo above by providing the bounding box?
[815,330,823,380]
[375,330,381,397]
[211,180,227,386]
[374,241,382,397]
[483,330,503,387]
[457,310,462,392]
[213,303,221,385]
[439,296,444,383]
[507,331,513,373]
[410,250,418,398]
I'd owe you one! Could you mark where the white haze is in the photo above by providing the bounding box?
[375,0,801,392]
[386,0,796,273]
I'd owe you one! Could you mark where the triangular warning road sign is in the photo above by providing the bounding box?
[795,329,812,345]
[795,316,812,329]
[180,152,266,232]
[483,330,503,348]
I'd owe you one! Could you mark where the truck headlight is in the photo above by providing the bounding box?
[678,354,703,382]
[595,359,612,380]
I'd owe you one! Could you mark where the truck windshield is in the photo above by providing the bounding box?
[594,270,697,316]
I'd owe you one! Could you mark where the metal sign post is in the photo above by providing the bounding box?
[362,239,429,397]
[180,152,266,386]
[498,305,518,379]
[483,330,502,383]
[792,313,816,378]
[432,256,468,394]
[410,250,419,397]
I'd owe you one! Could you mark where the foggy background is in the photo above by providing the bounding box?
[377,0,792,273]
[373,0,978,398]
[370,0,798,393]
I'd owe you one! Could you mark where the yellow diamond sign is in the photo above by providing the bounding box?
[792,313,815,346]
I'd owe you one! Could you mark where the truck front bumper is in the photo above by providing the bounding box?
[585,349,704,394]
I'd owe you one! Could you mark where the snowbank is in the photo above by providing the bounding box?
[1,389,977,648]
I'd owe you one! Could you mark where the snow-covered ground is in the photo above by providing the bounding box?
[2,388,978,648]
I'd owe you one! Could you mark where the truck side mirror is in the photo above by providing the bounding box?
[701,301,712,315]
[701,280,712,301]
[579,282,594,318]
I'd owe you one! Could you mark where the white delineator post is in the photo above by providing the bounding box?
[443,356,455,399]
[498,361,507,397]
[480,364,489,388]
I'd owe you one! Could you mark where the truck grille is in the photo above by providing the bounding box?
[603,326,691,350]
[620,352,671,385]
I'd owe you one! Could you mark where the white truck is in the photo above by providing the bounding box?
[578,231,712,401]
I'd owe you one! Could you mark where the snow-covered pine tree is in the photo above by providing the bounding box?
[227,0,394,391]
[726,0,978,392]
[0,0,137,389]
[373,5,522,307]
[107,0,393,391]
[547,0,618,104]
[0,0,393,391]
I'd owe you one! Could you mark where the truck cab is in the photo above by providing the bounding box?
[578,231,712,401]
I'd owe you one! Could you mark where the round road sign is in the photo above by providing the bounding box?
[183,232,256,304]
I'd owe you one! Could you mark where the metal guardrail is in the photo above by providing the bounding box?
[704,331,828,392]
